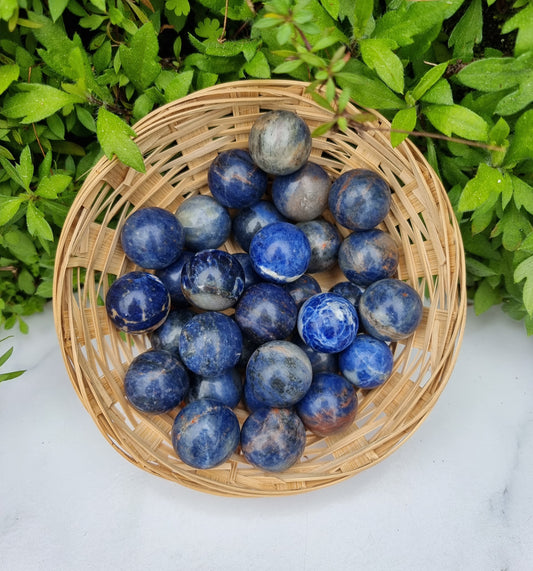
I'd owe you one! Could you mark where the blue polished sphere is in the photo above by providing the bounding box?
[172,398,240,469]
[249,221,311,284]
[249,110,312,176]
[338,229,399,287]
[329,281,363,309]
[124,349,190,414]
[297,292,359,353]
[328,168,391,230]
[188,368,243,409]
[149,308,195,357]
[293,335,338,374]
[235,282,298,345]
[358,278,423,342]
[245,340,312,408]
[339,333,394,389]
[181,249,245,310]
[241,407,307,472]
[297,218,342,273]
[120,207,184,270]
[233,252,261,289]
[179,312,242,376]
[155,251,193,307]
[283,274,322,309]
[175,195,231,251]
[232,200,287,252]
[243,378,264,413]
[272,162,330,221]
[296,372,358,436]
[208,149,268,208]
[105,271,170,334]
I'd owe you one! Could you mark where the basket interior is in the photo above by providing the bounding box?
[53,80,466,497]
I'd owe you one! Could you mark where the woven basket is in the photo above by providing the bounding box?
[53,80,467,497]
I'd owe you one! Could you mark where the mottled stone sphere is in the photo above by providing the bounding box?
[120,206,184,270]
[175,195,231,251]
[339,333,394,389]
[248,110,312,176]
[328,168,391,230]
[283,274,322,309]
[249,221,311,284]
[232,200,287,252]
[272,162,330,221]
[245,340,313,408]
[338,229,399,287]
[149,308,195,357]
[233,252,261,289]
[296,372,358,436]
[180,249,245,311]
[297,218,342,273]
[172,398,240,469]
[241,407,307,472]
[297,292,359,353]
[208,149,268,208]
[124,349,190,414]
[179,311,242,376]
[188,368,243,409]
[105,271,170,334]
[329,281,363,309]
[358,278,423,342]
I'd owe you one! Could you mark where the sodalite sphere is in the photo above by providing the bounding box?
[248,110,312,176]
[233,252,261,289]
[175,195,231,251]
[172,398,240,469]
[328,168,391,230]
[180,249,245,311]
[208,149,268,208]
[296,372,358,437]
[297,292,359,353]
[120,206,184,270]
[124,349,190,414]
[297,218,342,273]
[358,278,423,342]
[188,368,243,409]
[149,308,195,357]
[232,200,287,252]
[329,281,363,309]
[235,282,298,345]
[339,334,394,389]
[241,407,307,472]
[155,251,193,307]
[283,274,322,309]
[179,312,242,376]
[245,340,312,408]
[249,221,311,284]
[338,229,399,287]
[272,162,330,221]
[105,271,170,334]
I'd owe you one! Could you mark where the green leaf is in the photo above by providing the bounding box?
[505,109,533,166]
[0,64,19,95]
[424,104,489,141]
[49,0,70,22]
[0,155,25,188]
[119,22,161,91]
[26,201,54,242]
[195,18,223,40]
[273,59,305,74]
[164,70,194,102]
[448,0,482,61]
[244,51,271,79]
[320,0,339,19]
[466,257,498,277]
[0,196,25,226]
[359,39,404,94]
[166,0,191,17]
[352,0,374,39]
[336,69,405,110]
[17,146,33,191]
[96,108,145,173]
[419,78,453,105]
[512,176,533,215]
[3,84,85,124]
[3,229,39,265]
[90,0,106,11]
[473,279,501,315]
[458,164,508,212]
[0,345,14,368]
[494,76,533,116]
[410,61,449,101]
[514,255,533,316]
[390,106,416,147]
[36,174,72,198]
[501,1,533,56]
[17,268,35,295]
[76,106,97,132]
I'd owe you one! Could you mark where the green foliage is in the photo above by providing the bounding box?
[1,0,533,357]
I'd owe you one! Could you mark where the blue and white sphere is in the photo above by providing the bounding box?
[124,349,189,414]
[175,195,231,251]
[179,312,242,376]
[208,149,268,208]
[297,292,359,353]
[249,221,311,284]
[172,398,240,469]
[120,206,184,270]
[339,333,394,389]
[241,407,307,472]
[232,200,287,252]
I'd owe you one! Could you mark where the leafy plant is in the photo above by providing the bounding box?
[1,0,533,359]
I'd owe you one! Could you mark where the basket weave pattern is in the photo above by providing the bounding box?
[53,80,466,497]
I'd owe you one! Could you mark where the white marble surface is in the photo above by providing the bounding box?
[1,303,532,570]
